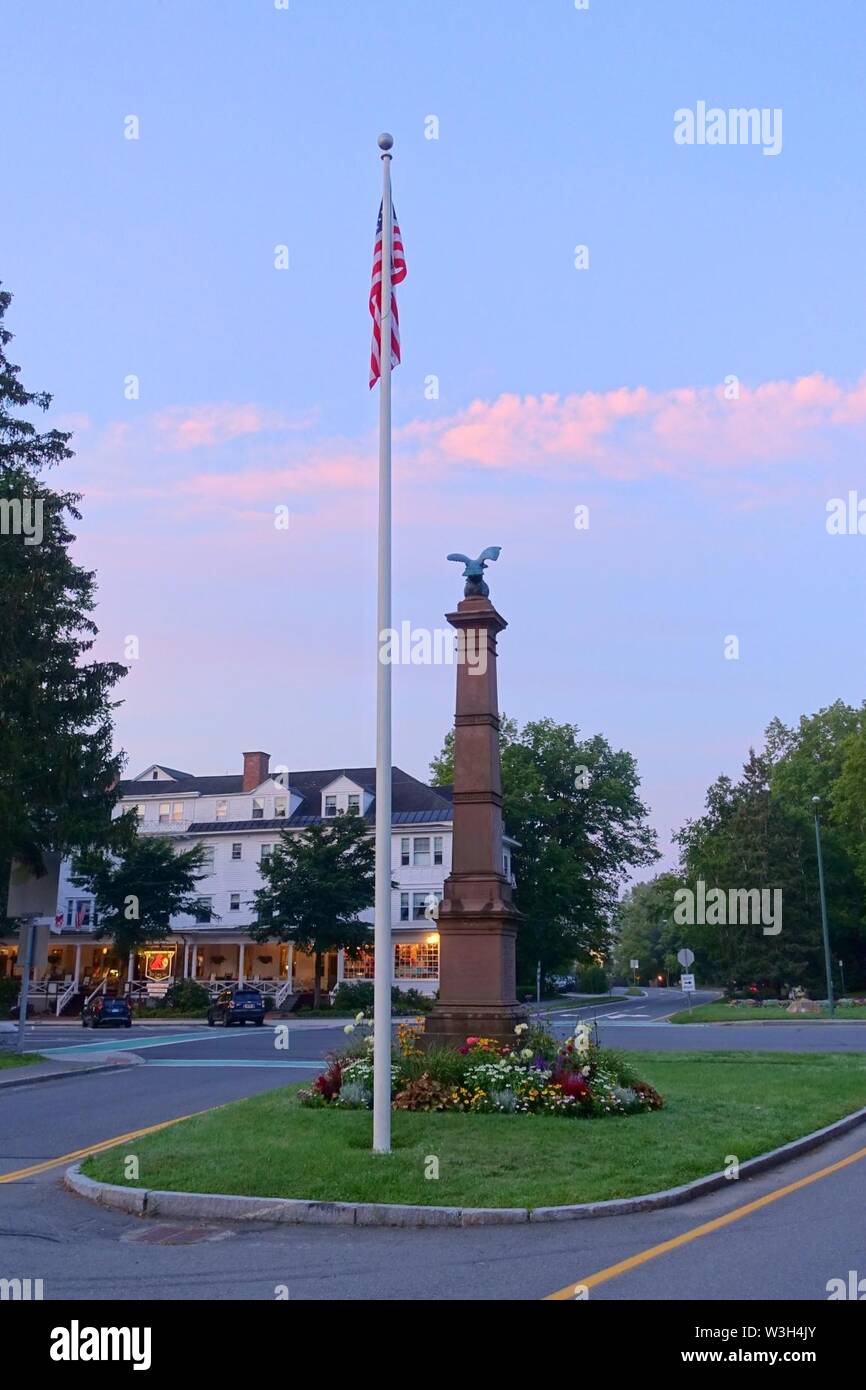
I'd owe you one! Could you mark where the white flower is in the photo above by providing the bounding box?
[355,1011,365,1024]
[520,1048,533,1060]
[343,1024,355,1035]
[514,1022,528,1035]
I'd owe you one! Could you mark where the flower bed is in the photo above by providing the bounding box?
[298,1017,664,1118]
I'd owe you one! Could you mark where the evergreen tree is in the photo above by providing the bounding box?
[0,286,127,909]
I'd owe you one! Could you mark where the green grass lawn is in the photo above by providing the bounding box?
[83,1051,866,1209]
[0,1052,46,1069]
[670,1002,866,1024]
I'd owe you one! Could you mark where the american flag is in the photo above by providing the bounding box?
[369,199,407,388]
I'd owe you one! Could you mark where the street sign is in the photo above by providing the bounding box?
[680,973,696,992]
[629,959,639,970]
[677,948,695,968]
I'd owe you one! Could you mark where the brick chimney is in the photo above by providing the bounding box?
[242,750,270,792]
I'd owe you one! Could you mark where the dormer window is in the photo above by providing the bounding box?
[152,770,158,779]
[216,800,228,820]
[325,795,337,817]
[252,798,264,820]
[275,798,287,818]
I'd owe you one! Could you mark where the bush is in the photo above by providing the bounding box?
[162,980,210,1015]
[577,964,609,995]
[331,982,434,1015]
[0,976,18,1019]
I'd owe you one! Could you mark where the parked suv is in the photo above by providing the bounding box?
[207,987,266,1027]
[82,994,132,1028]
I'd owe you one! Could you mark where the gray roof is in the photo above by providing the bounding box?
[119,765,454,824]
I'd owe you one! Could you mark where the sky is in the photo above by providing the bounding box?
[3,0,866,866]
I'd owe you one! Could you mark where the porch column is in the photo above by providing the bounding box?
[183,943,190,978]
[238,942,245,986]
[336,951,345,984]
[73,944,81,990]
[127,951,134,983]
[286,944,294,986]
[189,945,197,981]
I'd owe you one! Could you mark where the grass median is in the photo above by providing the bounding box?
[670,1003,866,1024]
[0,1052,46,1069]
[82,1051,866,1209]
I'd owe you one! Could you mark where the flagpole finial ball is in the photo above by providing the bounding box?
[378,132,394,151]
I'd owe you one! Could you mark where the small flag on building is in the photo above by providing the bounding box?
[369,199,407,388]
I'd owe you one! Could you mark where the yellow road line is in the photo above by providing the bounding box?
[0,1109,208,1184]
[545,1141,866,1300]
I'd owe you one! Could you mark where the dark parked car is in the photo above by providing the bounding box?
[207,987,266,1027]
[82,994,132,1028]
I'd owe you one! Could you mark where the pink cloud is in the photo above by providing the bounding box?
[152,403,316,451]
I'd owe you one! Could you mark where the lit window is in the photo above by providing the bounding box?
[229,892,241,911]
[275,798,287,818]
[401,837,410,866]
[400,892,409,921]
[348,793,360,813]
[216,800,228,820]
[231,843,242,861]
[413,837,431,867]
[325,795,337,817]
[343,947,375,980]
[158,802,170,824]
[171,802,183,822]
[252,798,264,820]
[433,836,443,865]
[394,941,439,980]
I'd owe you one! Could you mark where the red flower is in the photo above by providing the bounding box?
[314,1060,342,1101]
[552,1070,590,1101]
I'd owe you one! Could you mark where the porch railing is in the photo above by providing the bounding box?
[55,981,77,1016]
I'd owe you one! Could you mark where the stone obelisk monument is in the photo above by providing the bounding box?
[424,549,525,1050]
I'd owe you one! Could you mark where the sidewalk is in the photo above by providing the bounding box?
[0,1051,142,1092]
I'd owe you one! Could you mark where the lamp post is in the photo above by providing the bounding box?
[812,796,834,1018]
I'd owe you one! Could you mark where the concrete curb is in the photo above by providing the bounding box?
[0,1054,144,1092]
[64,1101,866,1228]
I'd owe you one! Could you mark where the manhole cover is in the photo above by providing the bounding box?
[122,1224,233,1246]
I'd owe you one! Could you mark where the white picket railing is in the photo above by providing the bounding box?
[55,981,77,1016]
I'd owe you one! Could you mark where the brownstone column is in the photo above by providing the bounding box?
[423,596,525,1050]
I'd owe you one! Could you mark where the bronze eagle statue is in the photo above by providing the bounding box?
[446,546,502,598]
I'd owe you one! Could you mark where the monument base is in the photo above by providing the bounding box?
[422,1003,527,1052]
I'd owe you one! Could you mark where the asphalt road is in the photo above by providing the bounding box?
[2,992,865,1301]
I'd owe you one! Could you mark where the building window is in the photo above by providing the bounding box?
[171,802,183,822]
[413,837,431,867]
[158,802,170,824]
[260,844,274,866]
[400,837,410,866]
[216,800,228,820]
[194,897,213,924]
[229,892,241,911]
[152,770,159,779]
[231,843,242,861]
[503,850,511,878]
[324,795,337,817]
[413,891,441,920]
[252,798,264,820]
[199,845,215,872]
[347,793,360,814]
[66,899,93,928]
[275,797,287,818]
[394,941,439,980]
[434,835,443,865]
[400,892,409,922]
[343,947,375,980]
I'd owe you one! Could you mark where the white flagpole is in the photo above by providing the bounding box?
[373,132,394,1154]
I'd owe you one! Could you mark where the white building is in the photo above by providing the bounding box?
[12,751,512,1014]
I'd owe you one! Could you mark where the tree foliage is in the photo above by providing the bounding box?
[0,286,127,908]
[72,833,209,956]
[251,813,375,1007]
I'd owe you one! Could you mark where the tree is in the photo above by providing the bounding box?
[0,285,127,912]
[71,834,209,957]
[251,813,375,1008]
[611,873,684,983]
[431,715,659,982]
